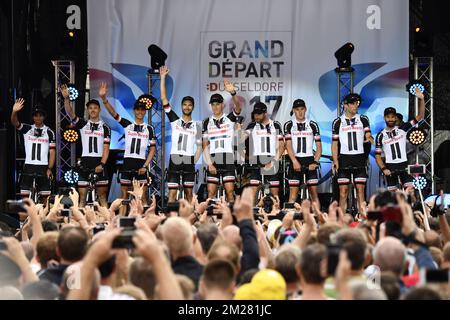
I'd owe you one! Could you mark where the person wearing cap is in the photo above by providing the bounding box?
[159,65,202,203]
[284,99,322,204]
[243,102,284,199]
[61,85,111,207]
[234,269,287,300]
[11,99,55,202]
[100,82,156,209]
[375,87,425,191]
[331,93,373,215]
[202,80,242,202]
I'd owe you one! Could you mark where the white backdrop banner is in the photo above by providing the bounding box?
[87,0,409,195]
[200,31,292,121]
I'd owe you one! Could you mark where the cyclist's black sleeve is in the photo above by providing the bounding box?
[202,118,209,141]
[72,117,87,130]
[332,118,341,141]
[103,124,111,145]
[163,103,180,123]
[47,128,56,150]
[400,118,418,132]
[227,111,238,122]
[245,121,256,135]
[273,121,284,141]
[114,115,132,128]
[17,123,32,134]
[284,120,293,140]
[148,125,157,148]
[375,131,383,156]
[361,115,371,135]
[310,120,321,142]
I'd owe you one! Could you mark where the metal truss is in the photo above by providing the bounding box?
[147,71,166,209]
[414,57,435,194]
[335,68,355,117]
[52,60,76,182]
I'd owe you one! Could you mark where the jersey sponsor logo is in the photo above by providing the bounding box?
[208,125,231,135]
[82,130,105,137]
[382,134,405,144]
[341,125,363,132]
[291,131,313,136]
[27,137,49,143]
[126,131,149,138]
[255,131,274,136]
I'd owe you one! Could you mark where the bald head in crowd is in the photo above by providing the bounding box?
[162,217,194,258]
[0,286,23,300]
[57,226,89,263]
[424,230,442,249]
[221,225,242,251]
[352,284,387,300]
[196,223,219,256]
[207,240,241,273]
[274,245,302,292]
[442,242,450,269]
[129,257,156,299]
[373,237,407,277]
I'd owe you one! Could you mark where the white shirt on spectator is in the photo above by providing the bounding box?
[98,285,135,300]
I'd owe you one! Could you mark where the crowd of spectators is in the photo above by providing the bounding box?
[1,182,450,300]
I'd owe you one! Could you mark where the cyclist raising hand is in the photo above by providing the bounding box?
[62,85,111,207]
[11,99,55,203]
[100,82,156,208]
[160,65,202,203]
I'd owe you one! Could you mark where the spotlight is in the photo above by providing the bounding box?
[63,128,79,143]
[137,94,157,110]
[407,127,427,146]
[406,80,425,96]
[67,84,79,101]
[334,43,355,70]
[413,176,427,190]
[64,170,79,184]
[413,26,433,56]
[147,44,167,72]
